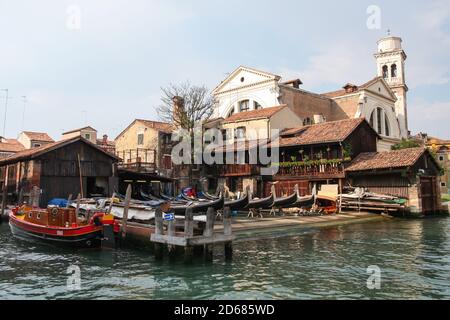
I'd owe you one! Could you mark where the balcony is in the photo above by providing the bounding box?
[269,159,347,180]
[219,164,259,177]
[117,148,156,173]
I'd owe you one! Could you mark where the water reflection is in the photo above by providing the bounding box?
[1,217,449,299]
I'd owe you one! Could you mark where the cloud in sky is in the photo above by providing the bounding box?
[0,0,449,139]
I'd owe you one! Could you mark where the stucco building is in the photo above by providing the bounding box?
[212,35,408,152]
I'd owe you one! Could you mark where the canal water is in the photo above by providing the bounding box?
[0,217,449,299]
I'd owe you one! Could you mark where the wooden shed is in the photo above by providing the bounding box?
[345,147,443,215]
[0,136,119,207]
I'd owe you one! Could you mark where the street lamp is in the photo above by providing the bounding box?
[1,89,8,136]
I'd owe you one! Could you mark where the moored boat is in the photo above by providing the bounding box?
[9,206,118,248]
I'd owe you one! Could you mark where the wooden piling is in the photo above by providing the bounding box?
[154,208,164,259]
[107,192,116,213]
[121,184,132,239]
[223,207,233,261]
[66,194,73,208]
[75,193,81,216]
[203,207,215,261]
[1,166,9,222]
[18,188,24,206]
[184,208,194,262]
[31,186,40,207]
[167,217,176,257]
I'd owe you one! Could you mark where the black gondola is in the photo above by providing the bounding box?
[168,195,224,215]
[224,193,249,211]
[245,194,274,210]
[273,192,298,207]
[284,194,315,208]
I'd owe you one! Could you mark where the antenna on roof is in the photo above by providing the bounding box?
[387,28,391,36]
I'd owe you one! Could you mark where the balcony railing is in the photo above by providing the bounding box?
[269,159,347,179]
[219,164,259,177]
[118,162,156,173]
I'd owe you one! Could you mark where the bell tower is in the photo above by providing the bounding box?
[374,34,408,138]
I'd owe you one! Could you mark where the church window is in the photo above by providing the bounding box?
[254,101,262,110]
[382,65,388,79]
[238,100,250,112]
[391,64,397,78]
[226,107,235,118]
[369,112,375,128]
[376,107,382,134]
[384,115,390,136]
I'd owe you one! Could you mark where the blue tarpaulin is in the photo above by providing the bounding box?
[48,198,69,207]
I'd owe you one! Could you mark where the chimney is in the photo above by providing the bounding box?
[343,83,358,93]
[102,134,108,144]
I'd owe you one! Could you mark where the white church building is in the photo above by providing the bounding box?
[211,35,409,151]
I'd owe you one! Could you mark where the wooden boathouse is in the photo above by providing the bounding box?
[263,118,379,197]
[0,136,119,207]
[345,147,443,215]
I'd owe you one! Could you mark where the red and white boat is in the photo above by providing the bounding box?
[9,205,119,248]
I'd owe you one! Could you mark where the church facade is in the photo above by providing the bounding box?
[212,35,409,152]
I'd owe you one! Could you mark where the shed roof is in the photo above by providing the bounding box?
[345,147,434,172]
[22,131,54,142]
[0,136,119,166]
[223,105,287,123]
[270,118,376,147]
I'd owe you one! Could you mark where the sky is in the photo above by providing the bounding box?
[0,0,449,140]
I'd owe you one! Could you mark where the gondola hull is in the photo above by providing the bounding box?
[169,196,224,215]
[273,192,298,207]
[224,194,249,211]
[245,194,274,210]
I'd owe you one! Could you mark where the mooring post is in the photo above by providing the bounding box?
[203,207,215,261]
[1,166,10,223]
[184,208,194,263]
[154,207,164,259]
[75,193,81,216]
[223,206,233,261]
[167,215,177,258]
[31,186,40,207]
[18,188,24,206]
[121,184,132,239]
[107,192,116,213]
[66,194,73,208]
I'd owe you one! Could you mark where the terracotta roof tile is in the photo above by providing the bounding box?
[0,136,118,166]
[22,131,54,142]
[345,147,427,172]
[321,76,383,98]
[223,105,287,123]
[62,126,97,135]
[136,119,174,134]
[0,139,25,153]
[273,118,369,147]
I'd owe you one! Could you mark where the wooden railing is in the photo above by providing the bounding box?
[271,161,346,179]
[118,162,156,173]
[219,164,259,177]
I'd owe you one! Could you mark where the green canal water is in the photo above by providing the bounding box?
[0,217,449,300]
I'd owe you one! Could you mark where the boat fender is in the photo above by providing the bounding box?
[89,212,105,226]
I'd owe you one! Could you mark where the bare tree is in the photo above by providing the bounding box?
[157,82,215,131]
[157,82,215,189]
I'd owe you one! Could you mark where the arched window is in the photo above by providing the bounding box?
[254,101,262,110]
[226,107,235,118]
[369,107,391,136]
[382,65,388,79]
[384,115,390,137]
[238,100,249,112]
[391,64,397,78]
[376,107,382,134]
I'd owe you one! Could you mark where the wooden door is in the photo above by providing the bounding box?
[420,176,437,214]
